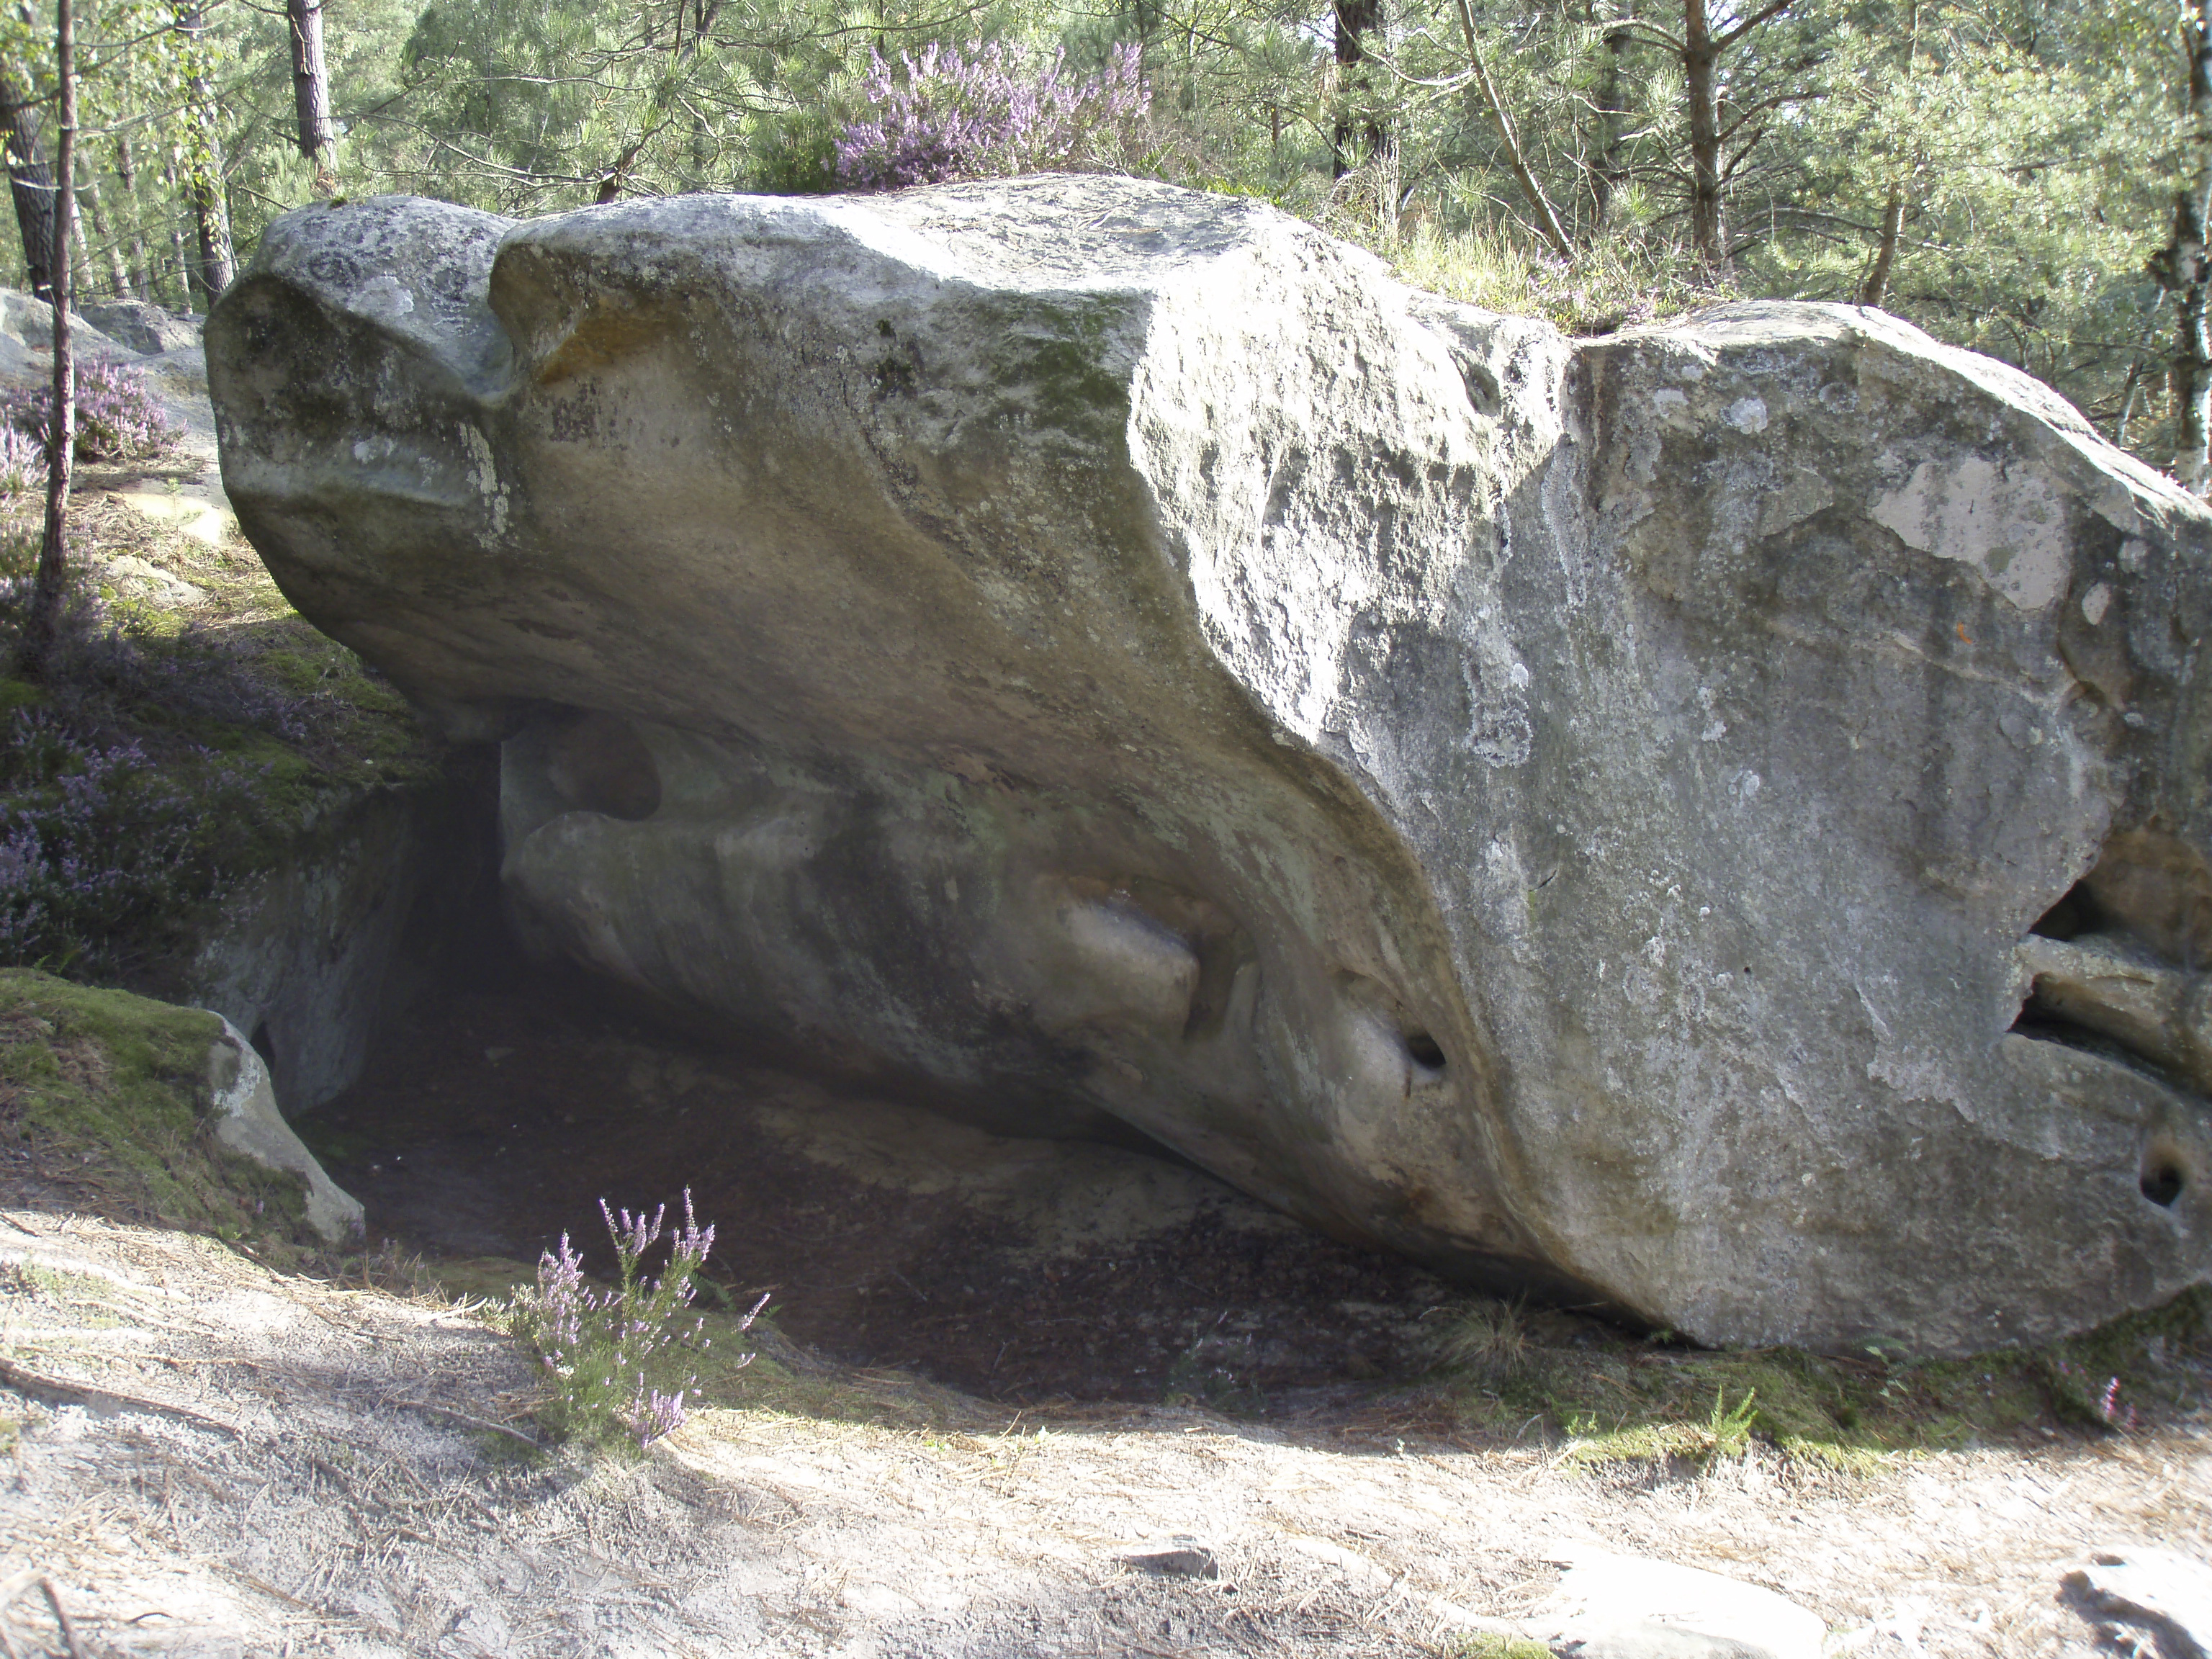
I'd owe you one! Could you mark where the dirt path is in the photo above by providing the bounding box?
[0,1191,2203,1658]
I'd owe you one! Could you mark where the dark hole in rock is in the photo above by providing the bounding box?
[248,1019,276,1071]
[2006,983,2154,1078]
[1332,969,1450,1084]
[546,710,661,821]
[2009,984,2085,1043]
[2142,1159,2186,1208]
[2030,883,2100,943]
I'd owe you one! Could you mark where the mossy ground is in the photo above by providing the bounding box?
[1447,1639,1552,1659]
[43,471,439,793]
[1428,1287,2212,1473]
[0,964,329,1257]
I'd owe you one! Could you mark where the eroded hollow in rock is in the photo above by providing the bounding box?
[301,967,1499,1407]
[2144,1154,2188,1210]
[508,709,662,825]
[2013,834,2212,1072]
[2028,831,2212,964]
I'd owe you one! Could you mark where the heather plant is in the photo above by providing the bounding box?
[508,1189,765,1450]
[0,573,341,972]
[0,575,323,745]
[835,41,1149,191]
[2040,1354,2139,1432]
[0,426,42,504]
[3,361,178,465]
[0,705,263,971]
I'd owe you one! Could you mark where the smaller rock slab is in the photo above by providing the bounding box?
[95,552,205,606]
[78,297,201,356]
[206,1014,364,1243]
[2067,1548,2212,1658]
[112,481,232,548]
[1534,1548,1825,1659]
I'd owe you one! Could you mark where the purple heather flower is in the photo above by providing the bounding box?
[837,40,1150,190]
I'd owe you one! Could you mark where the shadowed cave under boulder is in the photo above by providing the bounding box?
[301,956,1485,1408]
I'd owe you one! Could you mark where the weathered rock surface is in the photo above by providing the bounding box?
[186,769,500,1112]
[77,296,202,356]
[207,176,2212,1351]
[1534,1547,1825,1659]
[2067,1549,2212,1658]
[207,1012,364,1241]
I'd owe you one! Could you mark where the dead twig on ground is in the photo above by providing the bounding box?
[0,1573,33,1659]
[0,1570,85,1659]
[0,1354,241,1438]
[388,1397,541,1447]
[40,1579,86,1659]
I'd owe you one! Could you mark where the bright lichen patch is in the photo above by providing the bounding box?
[0,967,316,1250]
[1447,1637,1553,1659]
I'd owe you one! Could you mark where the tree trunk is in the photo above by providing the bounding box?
[595,130,651,203]
[0,71,57,302]
[1452,0,1572,257]
[66,176,87,299]
[1591,4,1632,231]
[23,0,76,679]
[86,171,126,297]
[2172,197,2211,490]
[2118,355,2146,449]
[178,5,235,301]
[166,166,195,313]
[287,0,337,190]
[1859,183,1903,307]
[1331,0,1388,179]
[1683,0,1725,270]
[114,138,148,298]
[189,174,232,301]
[2163,0,2212,489]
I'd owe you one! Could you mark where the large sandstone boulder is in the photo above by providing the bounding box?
[207,176,2212,1352]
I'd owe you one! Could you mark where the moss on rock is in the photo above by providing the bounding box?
[0,967,322,1250]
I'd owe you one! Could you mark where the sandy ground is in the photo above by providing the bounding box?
[0,1196,2204,1659]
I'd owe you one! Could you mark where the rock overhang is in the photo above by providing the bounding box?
[210,174,2212,1353]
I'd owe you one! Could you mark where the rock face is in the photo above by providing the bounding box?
[187,769,500,1113]
[77,297,202,356]
[207,176,2212,1352]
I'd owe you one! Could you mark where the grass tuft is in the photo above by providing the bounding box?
[1438,1287,2212,1470]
